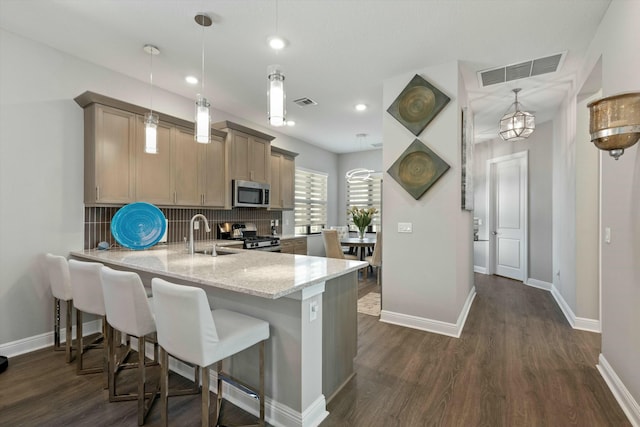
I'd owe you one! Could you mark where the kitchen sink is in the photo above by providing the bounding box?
[194,248,237,256]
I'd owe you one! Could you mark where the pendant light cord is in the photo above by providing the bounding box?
[201,15,205,95]
[149,48,154,115]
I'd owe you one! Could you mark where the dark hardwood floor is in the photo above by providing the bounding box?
[0,273,629,426]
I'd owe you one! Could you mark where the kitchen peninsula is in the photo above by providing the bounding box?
[71,243,366,427]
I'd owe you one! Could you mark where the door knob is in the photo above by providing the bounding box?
[492,231,498,235]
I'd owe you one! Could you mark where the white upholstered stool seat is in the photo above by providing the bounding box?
[45,253,75,363]
[68,259,107,378]
[101,266,159,425]
[152,278,270,427]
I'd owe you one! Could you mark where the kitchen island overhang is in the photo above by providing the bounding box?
[70,244,366,427]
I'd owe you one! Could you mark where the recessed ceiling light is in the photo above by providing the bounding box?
[286,120,295,127]
[268,36,287,50]
[185,75,198,85]
[355,103,367,111]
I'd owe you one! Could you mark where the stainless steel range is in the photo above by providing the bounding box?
[217,222,281,251]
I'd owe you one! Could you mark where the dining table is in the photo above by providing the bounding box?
[340,236,377,261]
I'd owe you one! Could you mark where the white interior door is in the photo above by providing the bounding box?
[488,152,528,281]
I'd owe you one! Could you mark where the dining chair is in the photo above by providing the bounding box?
[152,278,270,427]
[365,232,382,285]
[322,229,359,261]
[329,225,351,254]
[45,253,74,363]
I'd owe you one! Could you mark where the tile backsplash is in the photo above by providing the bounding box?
[84,206,282,250]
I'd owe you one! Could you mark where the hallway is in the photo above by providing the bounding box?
[323,273,629,426]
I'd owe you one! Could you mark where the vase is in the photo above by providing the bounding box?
[358,228,366,240]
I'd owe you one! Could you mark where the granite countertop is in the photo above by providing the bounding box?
[70,242,366,299]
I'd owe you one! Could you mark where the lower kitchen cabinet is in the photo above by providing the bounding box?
[280,237,307,255]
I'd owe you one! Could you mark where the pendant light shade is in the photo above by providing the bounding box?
[143,44,160,154]
[194,13,212,144]
[195,95,211,143]
[499,88,535,141]
[144,112,159,153]
[268,64,286,127]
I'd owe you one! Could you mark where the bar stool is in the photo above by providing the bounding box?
[45,253,74,363]
[68,259,107,379]
[152,278,270,427]
[101,266,158,425]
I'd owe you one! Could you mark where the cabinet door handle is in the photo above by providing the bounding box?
[173,192,177,204]
[96,186,99,200]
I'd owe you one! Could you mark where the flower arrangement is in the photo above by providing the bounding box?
[347,206,378,239]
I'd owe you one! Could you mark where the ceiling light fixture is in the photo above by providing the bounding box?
[194,13,212,144]
[588,92,640,160]
[185,75,198,85]
[268,64,286,127]
[286,120,295,127]
[143,44,160,154]
[268,36,286,51]
[355,103,367,111]
[498,88,535,141]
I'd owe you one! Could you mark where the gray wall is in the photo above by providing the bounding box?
[473,121,554,284]
[381,61,474,326]
[0,29,339,347]
[578,0,640,408]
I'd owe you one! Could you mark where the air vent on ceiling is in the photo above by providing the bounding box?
[371,143,383,148]
[293,97,318,107]
[478,52,565,87]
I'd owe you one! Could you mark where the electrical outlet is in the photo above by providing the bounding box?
[270,220,275,227]
[604,227,611,244]
[275,219,280,226]
[309,301,318,322]
[194,221,200,230]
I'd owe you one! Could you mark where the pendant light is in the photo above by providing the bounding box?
[588,92,640,160]
[268,64,286,127]
[194,13,212,143]
[498,88,535,141]
[143,44,160,154]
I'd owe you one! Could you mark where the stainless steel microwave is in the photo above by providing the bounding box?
[232,179,270,208]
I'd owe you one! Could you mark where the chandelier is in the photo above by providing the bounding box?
[499,88,535,141]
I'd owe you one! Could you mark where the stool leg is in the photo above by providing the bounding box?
[76,310,84,374]
[216,361,223,424]
[160,347,169,427]
[108,324,116,401]
[137,336,146,426]
[201,366,210,427]
[53,298,61,351]
[259,340,265,427]
[65,301,73,363]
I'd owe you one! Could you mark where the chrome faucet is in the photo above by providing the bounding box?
[189,214,211,254]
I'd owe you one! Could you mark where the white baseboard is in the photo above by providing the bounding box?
[474,266,487,274]
[525,278,552,291]
[0,320,102,358]
[380,286,476,338]
[597,354,640,426]
[550,285,601,333]
[169,355,327,427]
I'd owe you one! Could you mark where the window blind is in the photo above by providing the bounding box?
[294,168,328,235]
[346,175,382,231]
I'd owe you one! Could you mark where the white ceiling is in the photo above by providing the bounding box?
[0,0,610,153]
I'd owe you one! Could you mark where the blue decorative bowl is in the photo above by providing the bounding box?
[111,202,166,250]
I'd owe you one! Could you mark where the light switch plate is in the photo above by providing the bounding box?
[398,222,412,233]
[604,227,611,244]
[309,301,318,322]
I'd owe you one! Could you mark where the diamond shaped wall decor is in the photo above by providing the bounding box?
[387,74,451,136]
[387,139,450,200]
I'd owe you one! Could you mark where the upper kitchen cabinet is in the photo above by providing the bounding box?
[75,91,229,208]
[135,116,174,205]
[81,103,136,204]
[174,126,228,208]
[270,147,298,210]
[213,121,274,185]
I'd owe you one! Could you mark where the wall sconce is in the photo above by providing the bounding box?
[588,92,640,160]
